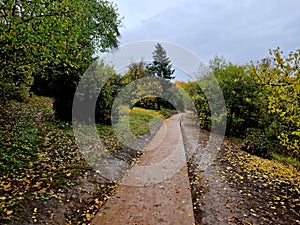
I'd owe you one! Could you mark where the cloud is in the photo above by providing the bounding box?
[115,0,186,29]
[113,0,300,64]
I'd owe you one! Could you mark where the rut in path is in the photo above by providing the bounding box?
[92,113,195,225]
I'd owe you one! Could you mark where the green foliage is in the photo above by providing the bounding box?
[0,95,121,222]
[122,61,150,85]
[0,0,121,120]
[135,97,157,109]
[120,61,180,111]
[179,76,227,131]
[271,153,300,169]
[181,50,299,160]
[158,108,178,118]
[147,43,177,110]
[159,83,185,112]
[103,106,163,146]
[0,96,52,172]
[174,81,192,111]
[148,43,175,80]
[72,60,122,124]
[213,63,265,136]
[96,63,122,124]
[208,54,228,71]
[119,50,182,112]
[251,48,300,159]
[181,61,267,136]
[178,81,210,128]
[241,128,272,158]
[121,61,157,109]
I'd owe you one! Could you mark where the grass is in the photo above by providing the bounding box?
[228,137,244,144]
[109,106,164,144]
[129,107,163,136]
[131,107,163,119]
[95,107,163,152]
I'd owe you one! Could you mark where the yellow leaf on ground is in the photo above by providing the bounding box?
[6,210,13,215]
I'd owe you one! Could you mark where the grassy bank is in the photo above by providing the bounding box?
[129,107,163,136]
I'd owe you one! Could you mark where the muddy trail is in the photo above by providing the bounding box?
[92,112,300,225]
[181,113,300,225]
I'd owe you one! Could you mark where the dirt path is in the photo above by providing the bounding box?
[181,114,300,225]
[91,113,195,225]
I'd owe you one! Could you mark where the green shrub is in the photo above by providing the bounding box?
[241,128,273,159]
[0,98,48,173]
[159,108,177,118]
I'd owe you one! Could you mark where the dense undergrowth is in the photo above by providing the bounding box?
[0,96,165,223]
[0,96,86,222]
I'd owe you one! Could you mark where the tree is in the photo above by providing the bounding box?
[148,43,175,80]
[121,61,150,85]
[95,62,121,124]
[181,61,268,136]
[0,0,121,121]
[147,43,175,110]
[209,54,228,72]
[121,61,159,109]
[215,64,266,137]
[251,48,300,159]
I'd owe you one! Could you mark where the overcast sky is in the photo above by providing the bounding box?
[112,0,300,66]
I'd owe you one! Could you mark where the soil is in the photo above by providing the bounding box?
[5,113,300,225]
[4,119,163,225]
[188,139,300,225]
[5,169,115,225]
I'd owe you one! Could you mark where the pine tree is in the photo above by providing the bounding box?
[147,43,176,110]
[148,43,175,80]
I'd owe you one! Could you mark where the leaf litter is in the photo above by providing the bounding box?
[0,97,162,225]
[187,131,300,225]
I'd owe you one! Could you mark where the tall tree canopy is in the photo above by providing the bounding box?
[0,0,121,121]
